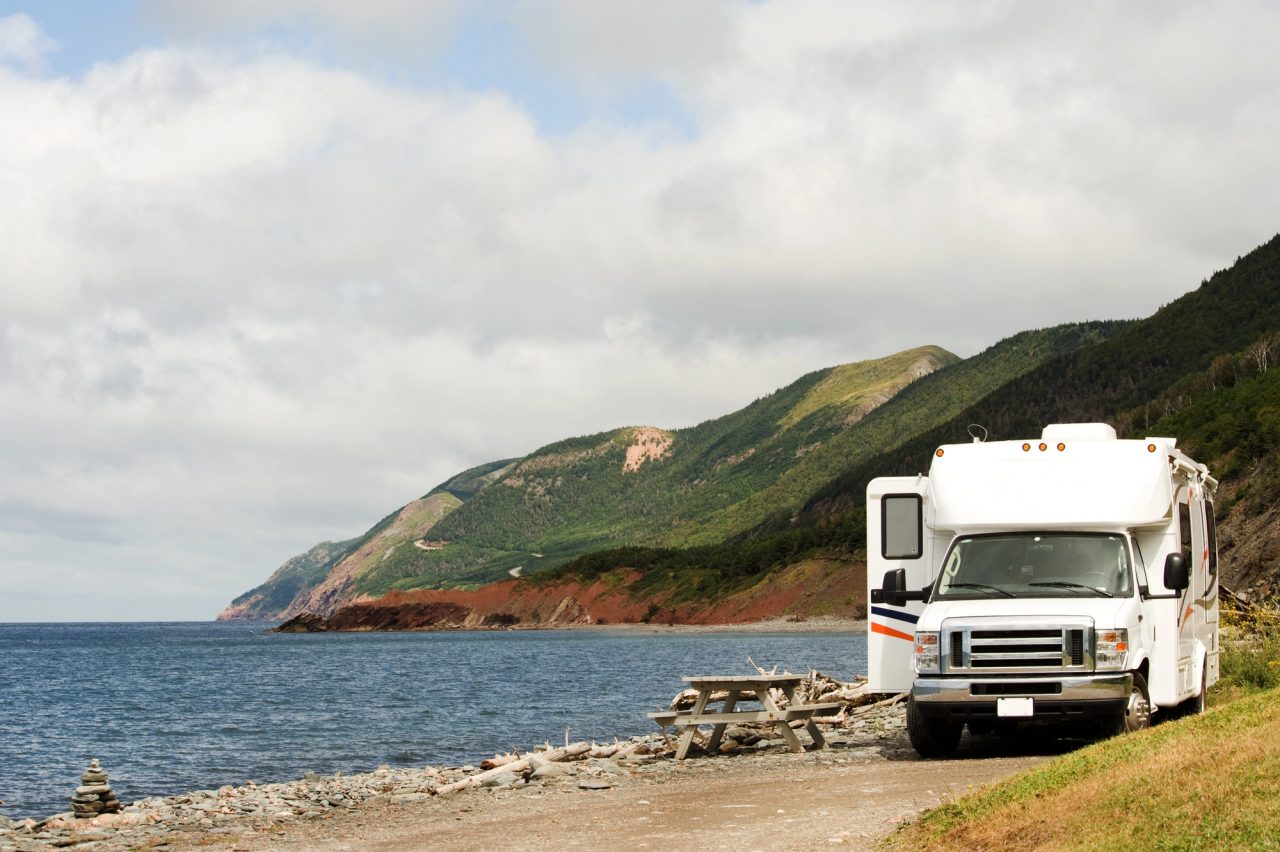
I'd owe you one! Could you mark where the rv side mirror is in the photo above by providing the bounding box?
[870,568,907,604]
[1164,553,1189,591]
[870,568,926,605]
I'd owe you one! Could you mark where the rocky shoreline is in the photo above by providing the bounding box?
[272,612,869,634]
[0,686,907,851]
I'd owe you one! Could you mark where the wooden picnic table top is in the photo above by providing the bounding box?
[658,673,830,759]
[681,674,804,687]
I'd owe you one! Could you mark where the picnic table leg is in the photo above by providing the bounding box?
[705,690,739,753]
[780,684,828,750]
[758,687,805,754]
[676,689,712,760]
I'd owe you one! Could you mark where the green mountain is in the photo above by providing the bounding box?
[551,234,1280,609]
[220,346,954,618]
[224,233,1280,623]
[222,326,1122,620]
[219,537,361,620]
[804,233,1280,516]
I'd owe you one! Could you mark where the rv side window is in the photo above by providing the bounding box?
[882,495,922,560]
[1178,502,1193,564]
[1131,538,1149,590]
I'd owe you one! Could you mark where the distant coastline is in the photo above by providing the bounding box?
[268,613,868,635]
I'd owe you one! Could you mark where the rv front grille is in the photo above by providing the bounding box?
[943,623,1093,674]
[1069,629,1085,666]
[971,681,1063,696]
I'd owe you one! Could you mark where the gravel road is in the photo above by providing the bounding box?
[159,707,1075,852]
[5,702,1087,851]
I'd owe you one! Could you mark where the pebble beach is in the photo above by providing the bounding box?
[1,695,917,851]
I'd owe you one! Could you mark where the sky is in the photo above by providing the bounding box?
[1,1,1278,621]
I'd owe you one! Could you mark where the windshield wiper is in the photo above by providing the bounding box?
[1029,581,1114,598]
[947,582,1016,598]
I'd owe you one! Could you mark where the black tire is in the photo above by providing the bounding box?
[1104,672,1152,736]
[907,697,963,758]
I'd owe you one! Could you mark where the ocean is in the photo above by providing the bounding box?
[0,622,866,819]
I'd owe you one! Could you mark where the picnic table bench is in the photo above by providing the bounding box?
[647,674,841,760]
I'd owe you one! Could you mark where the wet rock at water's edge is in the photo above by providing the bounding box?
[272,612,330,633]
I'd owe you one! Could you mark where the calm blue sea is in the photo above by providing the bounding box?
[0,622,866,819]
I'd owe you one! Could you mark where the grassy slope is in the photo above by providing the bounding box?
[677,322,1124,545]
[350,346,959,596]
[891,688,1280,850]
[893,620,1280,851]
[545,235,1280,609]
[542,323,1126,603]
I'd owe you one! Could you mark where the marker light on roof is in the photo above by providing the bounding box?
[1038,442,1048,452]
[936,448,944,457]
[1148,443,1157,453]
[1057,443,1066,452]
[1022,443,1031,452]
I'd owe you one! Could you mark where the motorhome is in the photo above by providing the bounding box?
[867,423,1218,757]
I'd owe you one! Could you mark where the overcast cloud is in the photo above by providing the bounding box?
[2,1,1278,620]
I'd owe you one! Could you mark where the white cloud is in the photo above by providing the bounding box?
[2,1,1279,619]
[0,13,55,68]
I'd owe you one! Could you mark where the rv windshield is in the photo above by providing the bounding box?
[934,533,1132,599]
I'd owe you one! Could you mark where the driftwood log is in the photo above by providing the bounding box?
[436,741,591,795]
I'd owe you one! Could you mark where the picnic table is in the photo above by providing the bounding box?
[647,674,841,760]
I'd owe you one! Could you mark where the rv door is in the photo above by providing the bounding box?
[867,476,932,693]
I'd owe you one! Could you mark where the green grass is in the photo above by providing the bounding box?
[777,345,957,429]
[890,620,1280,851]
[890,687,1280,850]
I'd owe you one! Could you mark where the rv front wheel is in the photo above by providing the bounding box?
[1108,672,1151,736]
[906,697,962,758]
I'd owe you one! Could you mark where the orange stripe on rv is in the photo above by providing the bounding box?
[871,622,914,642]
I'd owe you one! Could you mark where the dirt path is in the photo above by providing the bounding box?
[168,729,1065,851]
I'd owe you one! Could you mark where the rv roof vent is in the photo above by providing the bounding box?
[1041,423,1117,442]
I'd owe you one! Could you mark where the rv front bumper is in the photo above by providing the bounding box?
[911,673,1131,720]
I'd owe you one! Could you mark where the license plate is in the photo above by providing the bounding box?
[997,697,1034,717]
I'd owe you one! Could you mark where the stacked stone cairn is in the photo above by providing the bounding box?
[71,759,122,819]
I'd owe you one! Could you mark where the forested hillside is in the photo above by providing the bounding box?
[803,233,1280,515]
[223,322,1117,620]
[545,234,1280,611]
[223,234,1280,623]
[222,346,959,617]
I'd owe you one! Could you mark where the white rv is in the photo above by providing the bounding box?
[867,423,1218,757]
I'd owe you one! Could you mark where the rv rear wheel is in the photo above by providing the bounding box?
[1107,672,1151,736]
[906,697,962,758]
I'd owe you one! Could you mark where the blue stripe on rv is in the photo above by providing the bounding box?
[870,606,919,625]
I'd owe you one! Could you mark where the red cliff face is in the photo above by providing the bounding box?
[272,557,866,632]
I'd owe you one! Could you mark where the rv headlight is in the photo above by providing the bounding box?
[1095,628,1129,671]
[914,631,941,674]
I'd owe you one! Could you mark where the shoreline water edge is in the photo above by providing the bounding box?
[270,615,870,635]
[1,658,909,851]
